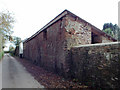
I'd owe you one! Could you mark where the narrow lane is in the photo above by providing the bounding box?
[2,54,44,88]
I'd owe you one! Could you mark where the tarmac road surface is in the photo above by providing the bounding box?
[2,54,44,88]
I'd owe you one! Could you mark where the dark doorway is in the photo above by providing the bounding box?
[91,32,102,44]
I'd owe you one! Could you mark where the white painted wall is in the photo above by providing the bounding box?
[19,42,23,54]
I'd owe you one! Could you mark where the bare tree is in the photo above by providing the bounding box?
[0,10,15,47]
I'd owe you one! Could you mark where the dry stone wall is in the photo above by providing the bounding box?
[70,42,120,88]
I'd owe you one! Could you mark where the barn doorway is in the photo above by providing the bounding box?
[91,32,102,44]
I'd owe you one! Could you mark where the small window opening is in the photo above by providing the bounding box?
[43,30,47,40]
[91,32,102,44]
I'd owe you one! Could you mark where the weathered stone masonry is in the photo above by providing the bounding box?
[71,42,120,88]
[65,16,91,50]
[23,10,117,80]
[24,19,67,74]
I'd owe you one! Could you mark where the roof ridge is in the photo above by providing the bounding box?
[24,9,117,43]
[24,9,68,43]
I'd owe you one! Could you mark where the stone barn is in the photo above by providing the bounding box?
[23,10,116,77]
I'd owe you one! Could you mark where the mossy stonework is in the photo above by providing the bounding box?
[71,42,120,88]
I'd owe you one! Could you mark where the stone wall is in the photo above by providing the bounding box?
[23,14,116,78]
[65,15,91,50]
[64,15,115,49]
[102,36,112,43]
[23,17,68,76]
[70,42,120,88]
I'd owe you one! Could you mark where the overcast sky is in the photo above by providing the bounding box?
[0,0,119,50]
